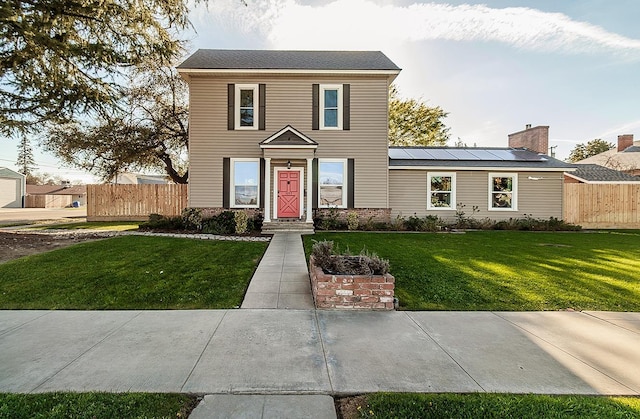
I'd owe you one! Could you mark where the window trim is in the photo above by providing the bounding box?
[230,158,260,208]
[488,172,518,211]
[319,84,343,130]
[427,172,456,211]
[318,158,347,208]
[234,84,259,130]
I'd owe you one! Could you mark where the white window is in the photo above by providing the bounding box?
[235,84,258,130]
[427,172,456,210]
[319,159,347,208]
[489,173,517,211]
[231,158,259,208]
[320,85,343,130]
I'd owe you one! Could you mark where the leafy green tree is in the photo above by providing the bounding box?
[389,85,450,146]
[0,0,189,135]
[15,135,35,176]
[45,67,188,183]
[567,139,614,162]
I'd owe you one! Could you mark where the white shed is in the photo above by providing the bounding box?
[0,167,26,208]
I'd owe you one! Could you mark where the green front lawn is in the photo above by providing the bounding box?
[349,393,640,419]
[0,392,197,419]
[0,236,267,309]
[304,231,640,311]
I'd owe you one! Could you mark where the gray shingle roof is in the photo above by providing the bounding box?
[388,147,574,169]
[569,164,640,182]
[177,49,401,71]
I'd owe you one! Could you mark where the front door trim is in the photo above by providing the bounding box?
[273,167,304,220]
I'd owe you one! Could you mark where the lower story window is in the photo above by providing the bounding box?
[489,173,517,210]
[427,172,455,210]
[319,159,346,208]
[232,159,259,207]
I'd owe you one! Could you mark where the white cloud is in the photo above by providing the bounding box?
[598,119,640,139]
[196,0,640,56]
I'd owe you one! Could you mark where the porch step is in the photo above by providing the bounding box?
[261,221,315,234]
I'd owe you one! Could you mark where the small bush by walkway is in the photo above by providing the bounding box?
[0,236,268,309]
[304,231,640,311]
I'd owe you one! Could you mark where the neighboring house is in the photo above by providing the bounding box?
[0,167,26,208]
[113,173,170,184]
[565,164,640,184]
[576,135,640,176]
[177,50,574,229]
[26,184,87,208]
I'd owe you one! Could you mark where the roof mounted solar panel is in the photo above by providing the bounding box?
[447,149,481,160]
[388,148,412,159]
[486,150,521,161]
[405,148,432,159]
[466,149,500,160]
[424,149,457,160]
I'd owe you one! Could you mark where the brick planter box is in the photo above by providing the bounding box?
[309,256,395,310]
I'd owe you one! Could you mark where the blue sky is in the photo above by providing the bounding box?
[2,0,639,182]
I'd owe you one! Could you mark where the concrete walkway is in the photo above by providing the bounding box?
[241,233,314,309]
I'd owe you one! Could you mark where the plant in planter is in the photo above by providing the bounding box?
[309,240,394,310]
[311,240,389,275]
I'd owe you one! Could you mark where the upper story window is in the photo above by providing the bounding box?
[489,173,517,211]
[427,172,456,210]
[235,84,259,129]
[312,84,350,131]
[231,158,259,208]
[320,85,343,129]
[318,159,347,208]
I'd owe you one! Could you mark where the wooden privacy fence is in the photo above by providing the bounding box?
[564,183,640,229]
[25,194,72,208]
[87,184,188,221]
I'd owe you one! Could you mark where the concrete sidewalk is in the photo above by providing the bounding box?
[1,310,639,397]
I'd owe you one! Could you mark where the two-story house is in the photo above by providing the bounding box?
[177,50,401,231]
[178,50,574,231]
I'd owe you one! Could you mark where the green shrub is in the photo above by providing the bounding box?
[202,211,235,235]
[181,208,203,231]
[347,211,359,230]
[247,213,263,232]
[314,208,347,230]
[234,211,249,234]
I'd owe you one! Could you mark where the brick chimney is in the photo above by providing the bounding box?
[617,134,634,152]
[508,125,549,155]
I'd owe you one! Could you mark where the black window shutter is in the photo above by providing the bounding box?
[343,84,350,131]
[259,84,266,130]
[259,158,265,208]
[223,158,230,208]
[312,84,319,130]
[347,158,355,208]
[227,84,234,131]
[312,158,318,208]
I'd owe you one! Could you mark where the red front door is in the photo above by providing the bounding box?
[277,171,300,218]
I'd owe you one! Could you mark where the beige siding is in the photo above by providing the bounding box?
[263,149,315,160]
[187,75,389,208]
[389,170,564,220]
